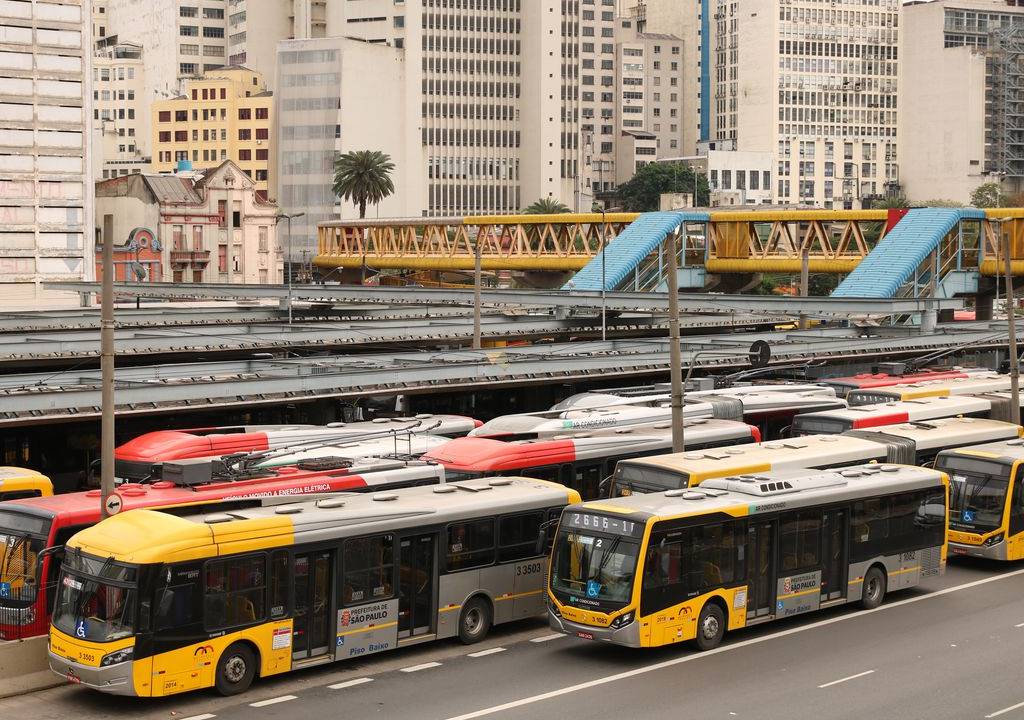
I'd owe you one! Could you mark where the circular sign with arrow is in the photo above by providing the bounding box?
[104,492,124,516]
[748,340,771,369]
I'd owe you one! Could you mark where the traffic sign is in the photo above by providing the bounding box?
[104,492,123,515]
[748,340,771,368]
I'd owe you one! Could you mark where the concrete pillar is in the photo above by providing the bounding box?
[976,293,994,321]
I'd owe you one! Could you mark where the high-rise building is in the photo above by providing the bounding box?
[579,0,620,202]
[226,0,293,83]
[319,0,579,216]
[901,0,1024,204]
[92,40,148,179]
[151,67,273,197]
[273,37,420,266]
[105,0,228,100]
[710,0,900,209]
[0,0,93,307]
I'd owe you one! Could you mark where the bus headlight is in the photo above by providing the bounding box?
[984,533,1005,547]
[610,611,634,629]
[100,647,134,667]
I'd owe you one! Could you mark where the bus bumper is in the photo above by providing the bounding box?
[548,609,641,647]
[49,651,135,696]
[949,539,1007,561]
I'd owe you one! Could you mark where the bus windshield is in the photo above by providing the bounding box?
[53,572,137,642]
[0,510,51,602]
[550,530,639,609]
[612,464,687,496]
[792,417,848,435]
[940,456,1010,533]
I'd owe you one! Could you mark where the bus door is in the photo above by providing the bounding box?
[398,533,436,639]
[745,521,775,620]
[820,509,847,602]
[292,549,333,660]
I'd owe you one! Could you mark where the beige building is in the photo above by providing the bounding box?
[92,39,148,179]
[901,0,1024,204]
[710,0,900,209]
[95,160,281,284]
[0,0,93,308]
[151,67,273,197]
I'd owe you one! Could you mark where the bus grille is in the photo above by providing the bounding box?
[920,546,941,577]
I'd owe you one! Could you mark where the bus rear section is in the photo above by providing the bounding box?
[935,440,1024,560]
[845,373,1008,406]
[48,478,580,696]
[790,395,993,436]
[423,419,760,499]
[819,367,982,398]
[548,464,948,650]
[609,434,889,496]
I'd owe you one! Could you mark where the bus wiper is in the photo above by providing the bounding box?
[595,536,623,577]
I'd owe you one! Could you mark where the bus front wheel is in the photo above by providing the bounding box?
[215,643,257,696]
[694,602,726,651]
[860,567,887,610]
[458,597,492,644]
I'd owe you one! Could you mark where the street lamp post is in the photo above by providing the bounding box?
[999,219,1020,424]
[665,228,684,453]
[275,212,304,325]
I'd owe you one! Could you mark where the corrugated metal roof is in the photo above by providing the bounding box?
[142,174,203,205]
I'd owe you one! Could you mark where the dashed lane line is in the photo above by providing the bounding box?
[817,670,875,689]
[328,677,374,690]
[468,648,506,658]
[400,661,443,673]
[529,634,564,643]
[249,695,298,708]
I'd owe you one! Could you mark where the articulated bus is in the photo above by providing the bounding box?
[48,477,579,696]
[935,439,1024,560]
[0,458,445,640]
[114,414,479,481]
[608,418,1020,497]
[424,419,760,500]
[790,396,1001,436]
[0,467,53,501]
[846,373,1008,406]
[819,367,987,398]
[548,464,948,650]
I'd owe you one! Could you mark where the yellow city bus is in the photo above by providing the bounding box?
[47,478,578,697]
[935,438,1024,560]
[0,467,52,501]
[548,464,948,650]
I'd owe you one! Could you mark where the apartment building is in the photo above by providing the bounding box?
[95,160,280,284]
[579,0,619,202]
[901,0,1024,203]
[0,0,93,308]
[711,0,900,209]
[92,39,148,179]
[151,67,273,197]
[274,37,418,266]
[105,0,228,100]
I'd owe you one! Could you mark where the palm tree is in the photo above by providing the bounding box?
[522,197,571,214]
[332,150,396,218]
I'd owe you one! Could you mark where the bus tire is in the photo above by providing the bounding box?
[860,566,887,610]
[215,643,257,696]
[694,601,726,651]
[458,597,492,645]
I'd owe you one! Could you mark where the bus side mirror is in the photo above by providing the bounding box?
[536,518,559,555]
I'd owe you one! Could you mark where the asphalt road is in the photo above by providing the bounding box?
[5,560,1023,720]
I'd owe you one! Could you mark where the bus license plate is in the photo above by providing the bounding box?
[66,670,81,685]
[577,631,594,641]
[952,547,968,555]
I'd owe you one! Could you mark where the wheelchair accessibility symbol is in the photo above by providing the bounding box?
[586,580,601,598]
[962,510,976,523]
[75,620,87,639]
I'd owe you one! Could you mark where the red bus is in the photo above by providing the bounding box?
[422,418,759,500]
[819,367,988,398]
[0,457,443,640]
[114,414,479,481]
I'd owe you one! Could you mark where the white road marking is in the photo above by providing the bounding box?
[249,696,298,708]
[328,677,374,690]
[400,661,442,673]
[468,647,506,658]
[817,669,875,689]
[530,634,564,643]
[180,715,216,720]
[985,700,1024,718]
[1015,622,1024,628]
[442,567,1024,720]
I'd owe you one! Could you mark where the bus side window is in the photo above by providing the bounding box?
[446,519,495,571]
[46,524,90,614]
[851,498,890,561]
[574,464,602,501]
[1010,471,1024,537]
[204,554,267,630]
[779,511,821,573]
[343,535,394,605]
[269,550,289,619]
[497,512,544,562]
[0,491,39,502]
[154,564,203,632]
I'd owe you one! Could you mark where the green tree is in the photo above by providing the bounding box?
[970,182,1008,209]
[332,150,395,218]
[915,198,966,208]
[522,197,571,214]
[871,196,909,209]
[614,163,710,211]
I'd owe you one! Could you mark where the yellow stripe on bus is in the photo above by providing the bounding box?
[337,621,398,638]
[953,450,1002,458]
[776,587,818,601]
